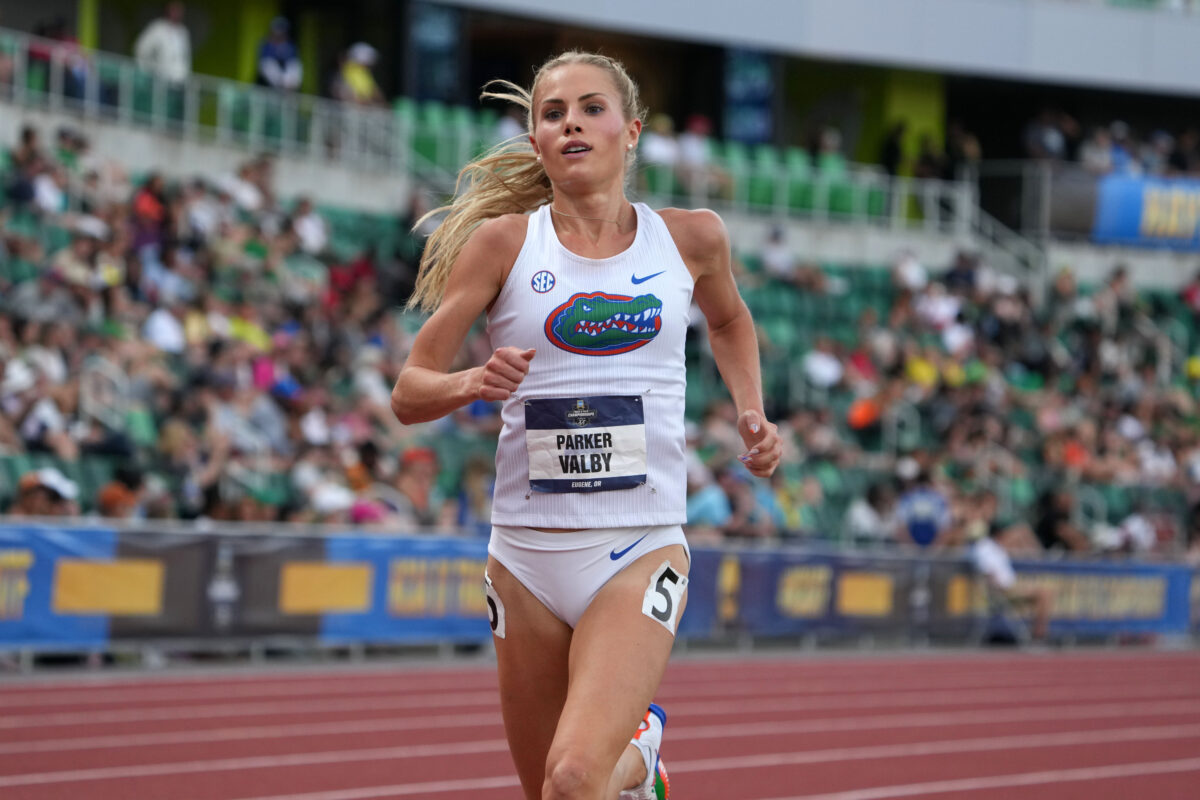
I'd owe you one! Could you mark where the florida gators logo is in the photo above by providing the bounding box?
[544,292,662,356]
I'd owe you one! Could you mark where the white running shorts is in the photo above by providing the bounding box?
[487,524,690,629]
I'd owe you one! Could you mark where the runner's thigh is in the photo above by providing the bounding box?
[550,544,689,774]
[486,555,573,800]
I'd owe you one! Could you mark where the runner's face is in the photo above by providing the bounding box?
[531,64,638,189]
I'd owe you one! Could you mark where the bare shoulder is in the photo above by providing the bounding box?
[446,212,530,293]
[461,212,530,262]
[656,207,730,271]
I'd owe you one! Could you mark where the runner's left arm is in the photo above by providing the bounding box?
[663,208,782,478]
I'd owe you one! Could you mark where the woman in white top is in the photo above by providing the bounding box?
[391,51,781,800]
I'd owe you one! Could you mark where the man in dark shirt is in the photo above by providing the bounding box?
[1034,490,1091,552]
[257,17,302,91]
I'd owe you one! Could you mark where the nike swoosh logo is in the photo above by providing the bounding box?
[631,271,665,284]
[610,533,649,561]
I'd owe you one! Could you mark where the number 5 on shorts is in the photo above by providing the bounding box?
[643,560,688,635]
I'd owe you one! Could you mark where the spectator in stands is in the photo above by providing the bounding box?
[1140,130,1175,176]
[913,134,944,180]
[96,479,140,519]
[158,417,229,519]
[943,120,982,181]
[5,125,46,209]
[492,105,526,144]
[1168,128,1198,175]
[639,112,680,194]
[8,468,78,517]
[1033,490,1092,552]
[895,465,952,548]
[892,249,928,293]
[1106,120,1141,174]
[717,463,776,539]
[1179,268,1200,327]
[257,17,302,92]
[844,481,898,547]
[686,458,731,544]
[134,2,191,85]
[452,453,495,537]
[678,113,730,198]
[31,18,89,101]
[761,225,798,284]
[378,446,443,529]
[802,337,845,390]
[331,43,385,107]
[1023,108,1079,160]
[131,172,168,251]
[289,196,328,255]
[971,518,1052,641]
[1186,503,1200,566]
[1079,126,1114,174]
[31,163,68,217]
[880,120,907,177]
[0,10,12,97]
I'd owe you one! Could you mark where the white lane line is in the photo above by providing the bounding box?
[2,653,1193,696]
[753,756,1200,800]
[4,679,1200,732]
[0,738,510,788]
[224,774,523,799]
[6,697,1200,756]
[5,721,1200,790]
[221,725,1200,800]
[5,663,1180,709]
[0,712,504,754]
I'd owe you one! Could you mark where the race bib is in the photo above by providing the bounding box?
[524,395,647,493]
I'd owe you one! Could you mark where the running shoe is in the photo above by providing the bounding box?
[619,703,669,800]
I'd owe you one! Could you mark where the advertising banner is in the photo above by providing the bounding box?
[0,524,118,648]
[319,534,490,644]
[2,524,1196,650]
[1093,174,1200,250]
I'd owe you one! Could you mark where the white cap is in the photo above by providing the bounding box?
[311,482,355,514]
[1,360,36,396]
[348,43,377,65]
[36,467,79,500]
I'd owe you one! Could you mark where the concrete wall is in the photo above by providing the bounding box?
[0,101,413,213]
[1048,241,1200,289]
[448,0,1200,99]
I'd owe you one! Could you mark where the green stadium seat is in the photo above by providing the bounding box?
[748,144,781,208]
[784,148,815,212]
[721,141,751,206]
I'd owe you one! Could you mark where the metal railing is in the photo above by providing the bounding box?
[0,26,453,185]
[0,26,993,235]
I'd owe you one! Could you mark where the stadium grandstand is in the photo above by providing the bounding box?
[3,0,1200,556]
[3,2,1200,799]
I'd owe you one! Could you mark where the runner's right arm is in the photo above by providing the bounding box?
[390,214,530,424]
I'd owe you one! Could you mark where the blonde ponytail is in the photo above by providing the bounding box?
[407,51,646,312]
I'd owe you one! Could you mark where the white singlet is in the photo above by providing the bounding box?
[487,202,694,528]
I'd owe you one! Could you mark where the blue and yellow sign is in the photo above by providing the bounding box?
[1094,175,1200,250]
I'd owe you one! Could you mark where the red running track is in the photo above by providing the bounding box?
[1,650,1199,799]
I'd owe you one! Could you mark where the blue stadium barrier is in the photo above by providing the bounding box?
[1,523,1196,651]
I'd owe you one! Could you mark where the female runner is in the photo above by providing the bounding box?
[391,51,781,800]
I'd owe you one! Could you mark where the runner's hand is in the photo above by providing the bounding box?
[737,410,782,478]
[478,347,535,402]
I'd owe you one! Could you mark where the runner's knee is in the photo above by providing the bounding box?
[543,748,605,799]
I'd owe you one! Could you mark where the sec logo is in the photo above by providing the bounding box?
[531,270,556,293]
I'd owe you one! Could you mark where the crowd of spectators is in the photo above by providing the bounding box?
[1024,109,1200,177]
[0,121,450,529]
[700,228,1200,565]
[3,117,1200,566]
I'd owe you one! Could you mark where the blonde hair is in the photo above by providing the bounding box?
[407,51,646,311]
